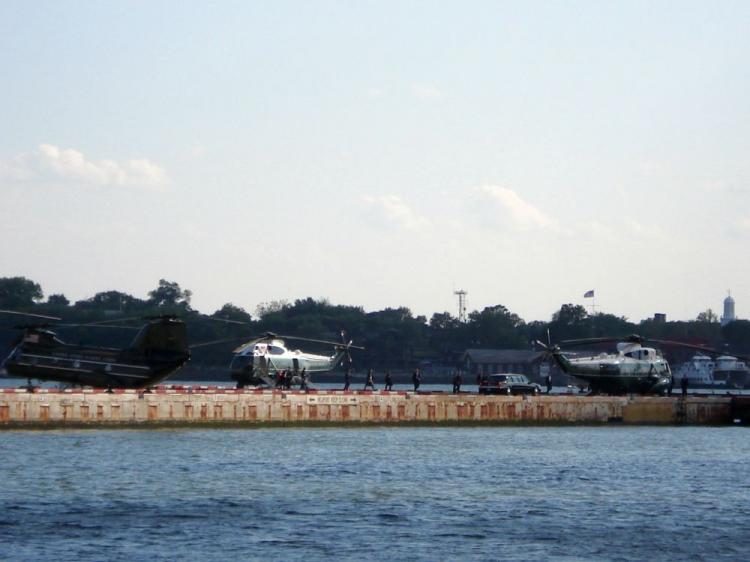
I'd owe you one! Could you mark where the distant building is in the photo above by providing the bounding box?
[460,349,546,379]
[654,313,667,323]
[721,291,736,326]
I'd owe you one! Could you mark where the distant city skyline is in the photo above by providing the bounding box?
[2,1,748,323]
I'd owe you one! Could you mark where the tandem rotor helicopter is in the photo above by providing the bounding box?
[536,333,747,395]
[0,309,191,390]
[0,309,364,391]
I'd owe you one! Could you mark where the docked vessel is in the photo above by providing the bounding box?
[713,355,748,389]
[674,354,715,387]
[674,354,749,389]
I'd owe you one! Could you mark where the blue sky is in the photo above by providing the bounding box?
[1,1,749,322]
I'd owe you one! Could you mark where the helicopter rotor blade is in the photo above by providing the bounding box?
[535,339,549,350]
[56,323,141,330]
[559,337,630,348]
[645,338,750,362]
[0,309,62,322]
[189,336,254,349]
[198,315,253,327]
[275,333,365,349]
[644,339,715,353]
[80,316,146,326]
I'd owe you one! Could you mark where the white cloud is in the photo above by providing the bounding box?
[362,194,430,231]
[623,217,665,239]
[705,179,748,195]
[0,144,168,190]
[636,160,665,176]
[575,220,616,241]
[189,145,207,158]
[412,84,443,100]
[474,185,557,231]
[728,217,750,237]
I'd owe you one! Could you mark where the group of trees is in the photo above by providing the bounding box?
[0,277,192,312]
[1,276,749,370]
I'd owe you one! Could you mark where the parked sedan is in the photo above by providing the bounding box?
[478,374,541,395]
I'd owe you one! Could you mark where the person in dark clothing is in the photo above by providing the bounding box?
[384,371,394,391]
[476,373,483,388]
[300,368,308,391]
[276,370,285,388]
[668,374,674,397]
[364,369,376,390]
[452,371,462,394]
[546,374,553,394]
[343,369,351,391]
[412,368,421,392]
[681,376,688,397]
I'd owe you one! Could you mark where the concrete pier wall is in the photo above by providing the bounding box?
[0,389,735,428]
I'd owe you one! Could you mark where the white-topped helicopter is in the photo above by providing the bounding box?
[535,334,714,394]
[198,330,364,388]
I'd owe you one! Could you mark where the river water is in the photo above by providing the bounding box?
[1,426,748,561]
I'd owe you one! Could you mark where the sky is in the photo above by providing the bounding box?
[1,1,749,323]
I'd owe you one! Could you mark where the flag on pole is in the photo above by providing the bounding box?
[583,290,594,298]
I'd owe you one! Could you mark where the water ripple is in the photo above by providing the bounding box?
[0,427,749,561]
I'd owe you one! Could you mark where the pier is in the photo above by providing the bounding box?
[0,388,741,428]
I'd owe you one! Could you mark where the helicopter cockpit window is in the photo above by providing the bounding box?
[268,346,284,355]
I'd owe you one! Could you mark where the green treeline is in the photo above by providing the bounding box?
[1,276,749,369]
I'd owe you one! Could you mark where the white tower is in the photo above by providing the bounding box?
[721,290,735,326]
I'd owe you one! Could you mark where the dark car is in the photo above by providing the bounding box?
[479,374,541,395]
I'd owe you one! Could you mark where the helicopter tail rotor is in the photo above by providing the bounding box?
[535,334,560,356]
[336,330,359,372]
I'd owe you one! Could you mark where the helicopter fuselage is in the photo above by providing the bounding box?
[553,344,672,394]
[229,338,346,387]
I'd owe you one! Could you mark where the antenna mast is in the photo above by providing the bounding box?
[454,289,468,323]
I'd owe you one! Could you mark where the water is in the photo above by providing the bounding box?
[1,427,748,561]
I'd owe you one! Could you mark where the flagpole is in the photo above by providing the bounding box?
[583,290,596,315]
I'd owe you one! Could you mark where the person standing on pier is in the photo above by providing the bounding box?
[412,368,421,392]
[681,376,688,397]
[384,371,393,391]
[452,371,462,394]
[364,369,376,390]
[546,374,553,394]
[343,369,351,391]
[300,368,309,391]
[668,374,675,397]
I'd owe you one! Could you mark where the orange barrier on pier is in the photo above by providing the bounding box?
[0,390,735,427]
